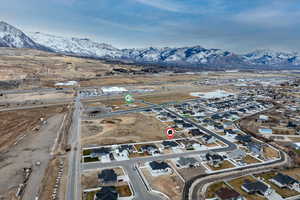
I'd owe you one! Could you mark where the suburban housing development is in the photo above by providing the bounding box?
[1,1,300,200]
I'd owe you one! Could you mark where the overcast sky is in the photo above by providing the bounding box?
[1,0,300,53]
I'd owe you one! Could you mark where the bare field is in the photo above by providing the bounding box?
[85,98,147,111]
[0,113,65,199]
[136,92,197,104]
[81,113,170,146]
[0,91,74,103]
[177,166,206,181]
[263,146,280,159]
[0,105,67,152]
[79,73,202,87]
[141,168,184,200]
[243,155,261,164]
[0,49,111,82]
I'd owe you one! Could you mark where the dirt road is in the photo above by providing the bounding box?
[0,114,65,199]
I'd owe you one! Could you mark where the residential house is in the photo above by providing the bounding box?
[228,149,246,161]
[212,114,222,120]
[292,142,300,150]
[238,108,247,114]
[247,142,262,156]
[140,144,160,155]
[223,121,234,129]
[202,135,216,144]
[95,186,118,200]
[98,169,117,184]
[161,141,180,149]
[222,113,231,119]
[205,151,224,167]
[91,147,111,161]
[91,147,111,158]
[176,157,200,168]
[118,145,135,153]
[115,148,129,160]
[192,142,202,150]
[149,161,172,175]
[182,123,194,130]
[189,129,204,136]
[115,145,134,160]
[174,119,185,128]
[225,129,237,136]
[271,173,300,192]
[215,187,243,200]
[214,123,224,131]
[241,180,271,196]
[235,135,252,144]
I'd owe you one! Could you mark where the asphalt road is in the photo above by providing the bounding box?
[66,96,82,200]
[81,100,237,200]
[163,106,237,152]
[188,151,289,200]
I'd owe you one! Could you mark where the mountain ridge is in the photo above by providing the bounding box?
[0,21,299,69]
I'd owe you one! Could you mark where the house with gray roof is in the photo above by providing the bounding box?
[241,180,271,196]
[271,173,300,192]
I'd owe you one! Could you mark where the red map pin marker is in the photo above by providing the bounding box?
[165,128,175,140]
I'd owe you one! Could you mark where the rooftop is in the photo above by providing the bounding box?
[215,187,241,200]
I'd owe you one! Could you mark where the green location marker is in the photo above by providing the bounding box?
[125,94,134,104]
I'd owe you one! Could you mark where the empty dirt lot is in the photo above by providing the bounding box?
[0,91,74,104]
[0,106,67,152]
[81,113,172,146]
[141,168,184,200]
[85,98,147,111]
[0,108,66,199]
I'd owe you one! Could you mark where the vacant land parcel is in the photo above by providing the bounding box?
[81,113,172,146]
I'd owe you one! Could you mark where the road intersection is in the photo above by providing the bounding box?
[67,95,287,200]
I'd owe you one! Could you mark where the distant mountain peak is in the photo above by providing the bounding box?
[27,31,120,57]
[0,21,51,50]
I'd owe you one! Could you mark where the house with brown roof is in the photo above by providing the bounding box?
[215,187,243,200]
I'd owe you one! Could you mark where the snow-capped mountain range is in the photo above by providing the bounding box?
[0,21,51,51]
[1,21,300,68]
